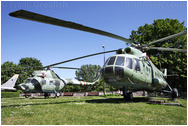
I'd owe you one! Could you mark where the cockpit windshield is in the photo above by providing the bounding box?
[107,56,116,65]
[106,56,126,66]
[24,79,32,83]
[31,79,40,85]
[115,56,125,66]
[103,58,109,67]
[126,57,133,69]
[24,78,40,85]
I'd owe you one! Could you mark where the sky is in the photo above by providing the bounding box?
[1,1,187,79]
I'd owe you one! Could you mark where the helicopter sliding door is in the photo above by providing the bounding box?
[132,58,145,84]
[143,62,152,85]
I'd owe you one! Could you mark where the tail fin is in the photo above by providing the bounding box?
[164,69,167,78]
[1,74,19,88]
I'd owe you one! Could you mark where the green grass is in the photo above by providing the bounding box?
[1,96,187,125]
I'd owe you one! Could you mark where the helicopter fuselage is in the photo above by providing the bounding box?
[101,47,168,91]
[19,70,65,93]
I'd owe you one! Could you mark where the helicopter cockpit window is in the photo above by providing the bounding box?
[31,79,40,85]
[115,56,125,66]
[126,57,133,69]
[146,66,148,72]
[104,58,109,67]
[107,56,116,65]
[50,81,53,85]
[42,80,46,84]
[134,59,140,71]
[24,79,32,83]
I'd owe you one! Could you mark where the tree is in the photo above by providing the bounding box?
[18,57,43,75]
[75,64,101,82]
[74,64,101,92]
[63,85,81,92]
[17,57,43,85]
[74,64,119,92]
[1,57,43,88]
[1,61,19,84]
[130,18,187,92]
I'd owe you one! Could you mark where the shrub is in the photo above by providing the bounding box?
[100,93,115,97]
[115,94,121,96]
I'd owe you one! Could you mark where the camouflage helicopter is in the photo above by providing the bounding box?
[18,68,98,98]
[9,10,187,100]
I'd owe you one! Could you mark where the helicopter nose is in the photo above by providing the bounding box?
[19,84,29,91]
[103,66,125,82]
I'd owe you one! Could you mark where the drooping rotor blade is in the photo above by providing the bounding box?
[144,30,187,47]
[9,10,134,44]
[52,66,99,71]
[1,66,43,69]
[52,66,81,70]
[145,47,187,53]
[43,49,117,68]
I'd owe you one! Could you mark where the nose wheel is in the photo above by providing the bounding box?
[124,92,133,100]
[25,95,29,98]
[44,93,49,98]
[55,92,60,98]
[54,91,60,98]
[123,87,133,100]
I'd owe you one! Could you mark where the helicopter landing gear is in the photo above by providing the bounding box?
[163,84,179,100]
[125,92,133,100]
[24,93,29,98]
[44,93,49,98]
[171,88,178,100]
[123,87,133,101]
[56,92,60,98]
[54,92,60,98]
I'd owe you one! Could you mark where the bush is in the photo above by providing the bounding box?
[1,92,20,98]
[100,93,122,97]
[100,93,115,97]
[115,94,121,96]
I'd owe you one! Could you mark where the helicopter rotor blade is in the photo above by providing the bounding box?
[144,30,187,47]
[43,49,117,68]
[51,66,81,70]
[52,66,99,71]
[1,66,43,69]
[145,47,187,53]
[9,9,134,45]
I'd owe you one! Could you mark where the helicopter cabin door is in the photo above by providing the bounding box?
[143,61,152,85]
[132,58,145,83]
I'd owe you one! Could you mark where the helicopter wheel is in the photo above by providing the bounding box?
[125,92,133,101]
[171,88,178,99]
[54,92,60,98]
[56,92,60,98]
[122,87,133,101]
[24,93,29,98]
[44,93,49,98]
